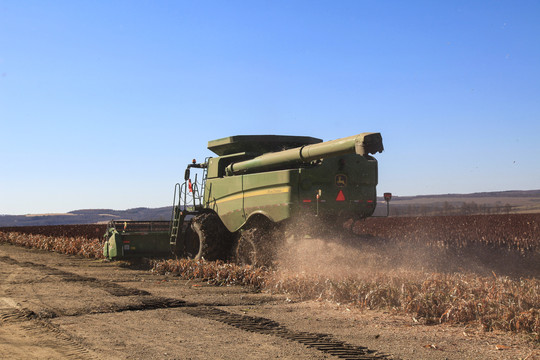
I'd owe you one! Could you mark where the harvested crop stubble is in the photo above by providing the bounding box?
[1,219,539,341]
[152,258,270,289]
[0,232,104,259]
[152,260,540,341]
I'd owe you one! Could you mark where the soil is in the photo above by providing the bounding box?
[1,243,538,360]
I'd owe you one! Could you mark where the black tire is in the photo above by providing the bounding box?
[234,228,259,266]
[183,222,201,259]
[233,218,279,267]
[183,213,231,261]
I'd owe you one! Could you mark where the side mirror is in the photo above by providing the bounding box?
[184,168,190,181]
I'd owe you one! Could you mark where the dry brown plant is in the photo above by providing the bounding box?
[1,214,539,341]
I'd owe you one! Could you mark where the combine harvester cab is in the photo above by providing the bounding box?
[103,220,171,259]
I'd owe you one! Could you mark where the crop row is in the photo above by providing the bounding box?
[153,259,539,341]
[355,214,540,252]
[2,214,538,253]
[0,224,107,239]
[0,232,104,259]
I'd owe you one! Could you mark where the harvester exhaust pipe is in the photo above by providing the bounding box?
[225,132,383,176]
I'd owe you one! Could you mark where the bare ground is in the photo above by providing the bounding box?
[1,243,538,360]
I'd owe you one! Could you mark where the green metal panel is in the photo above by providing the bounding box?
[117,233,170,254]
[294,154,378,220]
[206,169,300,232]
[103,231,121,259]
[103,221,171,259]
[204,176,246,232]
[104,231,170,259]
[242,169,297,225]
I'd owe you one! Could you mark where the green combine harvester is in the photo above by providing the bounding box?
[103,132,385,265]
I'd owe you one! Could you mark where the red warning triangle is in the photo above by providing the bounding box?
[336,190,345,201]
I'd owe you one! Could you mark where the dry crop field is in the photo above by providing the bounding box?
[356,214,539,252]
[1,214,539,344]
[0,224,107,239]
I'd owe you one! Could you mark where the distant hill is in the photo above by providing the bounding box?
[373,189,540,216]
[2,190,539,227]
[0,207,172,227]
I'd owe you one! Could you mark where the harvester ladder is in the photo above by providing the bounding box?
[169,183,184,247]
[169,161,209,248]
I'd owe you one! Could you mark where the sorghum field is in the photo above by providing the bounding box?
[1,214,539,342]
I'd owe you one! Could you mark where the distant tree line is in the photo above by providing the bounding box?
[388,201,514,217]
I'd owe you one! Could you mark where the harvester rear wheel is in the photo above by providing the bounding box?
[234,228,258,266]
[184,213,230,261]
[234,219,279,267]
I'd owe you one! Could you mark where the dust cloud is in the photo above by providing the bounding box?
[273,230,539,280]
[275,235,433,280]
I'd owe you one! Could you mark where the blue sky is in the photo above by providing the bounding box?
[1,1,539,214]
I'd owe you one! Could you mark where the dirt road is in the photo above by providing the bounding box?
[0,243,537,360]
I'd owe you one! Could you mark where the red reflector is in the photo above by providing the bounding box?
[336,190,345,202]
[303,199,312,203]
[123,241,130,244]
[367,200,373,203]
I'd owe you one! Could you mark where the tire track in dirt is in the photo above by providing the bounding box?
[0,262,98,359]
[0,312,99,360]
[0,254,394,359]
[0,255,149,296]
[0,254,178,360]
[0,254,187,318]
[183,306,393,360]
